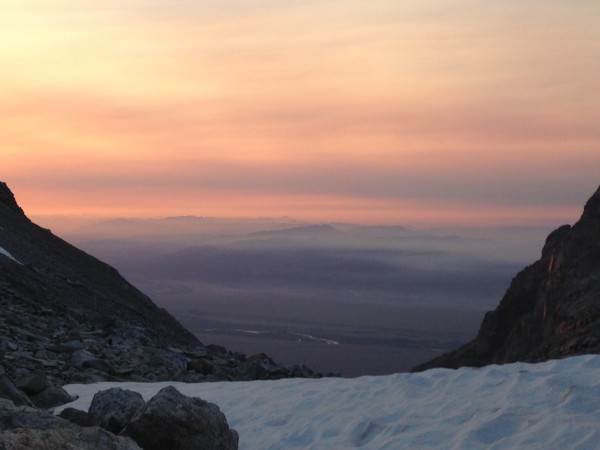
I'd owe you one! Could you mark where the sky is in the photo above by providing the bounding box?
[2,0,599,227]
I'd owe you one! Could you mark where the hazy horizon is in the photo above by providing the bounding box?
[31,211,565,240]
[46,214,552,376]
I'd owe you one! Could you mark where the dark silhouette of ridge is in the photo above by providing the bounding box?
[413,185,600,371]
[0,182,198,347]
[0,181,25,216]
[246,224,341,239]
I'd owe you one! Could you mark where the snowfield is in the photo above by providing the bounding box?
[59,354,600,449]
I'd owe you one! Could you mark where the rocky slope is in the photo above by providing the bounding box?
[0,182,314,387]
[414,185,600,371]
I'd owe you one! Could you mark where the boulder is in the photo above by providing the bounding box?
[0,399,141,450]
[89,388,145,434]
[188,358,213,375]
[58,407,93,427]
[16,370,50,395]
[71,350,112,373]
[0,427,142,450]
[122,386,238,450]
[54,339,85,353]
[148,349,189,375]
[290,364,315,378]
[30,384,77,409]
[0,374,33,407]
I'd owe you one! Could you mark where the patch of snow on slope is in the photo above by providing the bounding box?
[59,355,600,450]
[0,245,21,264]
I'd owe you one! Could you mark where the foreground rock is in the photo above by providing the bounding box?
[2,377,238,449]
[122,386,238,450]
[414,185,600,371]
[0,370,33,407]
[0,399,141,450]
[0,365,76,410]
[29,384,76,409]
[89,388,145,434]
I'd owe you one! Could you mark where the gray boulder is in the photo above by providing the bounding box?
[71,349,112,373]
[16,370,50,395]
[0,374,33,407]
[30,384,77,409]
[188,358,213,375]
[0,428,141,450]
[150,349,189,374]
[70,349,97,367]
[122,386,238,450]
[0,399,141,450]
[58,407,93,427]
[89,387,145,434]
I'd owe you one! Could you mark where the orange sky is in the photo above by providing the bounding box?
[2,1,599,227]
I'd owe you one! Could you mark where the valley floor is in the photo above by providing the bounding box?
[58,354,600,449]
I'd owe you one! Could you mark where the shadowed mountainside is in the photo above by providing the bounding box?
[0,182,315,384]
[414,185,600,371]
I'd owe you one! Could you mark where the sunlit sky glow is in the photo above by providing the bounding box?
[2,1,599,226]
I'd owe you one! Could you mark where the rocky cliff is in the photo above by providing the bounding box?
[414,185,600,371]
[0,182,314,386]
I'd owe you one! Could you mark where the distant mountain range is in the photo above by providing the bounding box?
[246,224,342,239]
[414,184,600,371]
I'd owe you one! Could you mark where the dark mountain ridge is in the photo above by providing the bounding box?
[0,184,197,345]
[414,185,600,371]
[0,182,314,385]
[245,224,341,239]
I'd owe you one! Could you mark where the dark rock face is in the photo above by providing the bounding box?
[0,182,318,384]
[0,374,34,407]
[16,370,50,395]
[1,367,74,409]
[0,183,199,384]
[414,185,600,371]
[89,388,145,434]
[582,186,600,219]
[58,407,94,427]
[0,399,142,450]
[122,386,238,450]
[56,386,239,450]
[0,182,24,216]
[29,385,76,410]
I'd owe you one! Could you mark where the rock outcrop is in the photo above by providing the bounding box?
[56,386,238,450]
[0,398,142,450]
[122,386,238,450]
[0,182,317,384]
[89,388,145,434]
[0,372,34,407]
[0,182,24,216]
[414,185,600,371]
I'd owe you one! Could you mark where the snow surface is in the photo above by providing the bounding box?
[0,245,20,264]
[58,355,600,449]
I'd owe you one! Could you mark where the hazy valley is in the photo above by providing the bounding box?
[51,216,551,376]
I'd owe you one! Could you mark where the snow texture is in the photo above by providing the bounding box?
[58,355,600,450]
[0,245,20,264]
